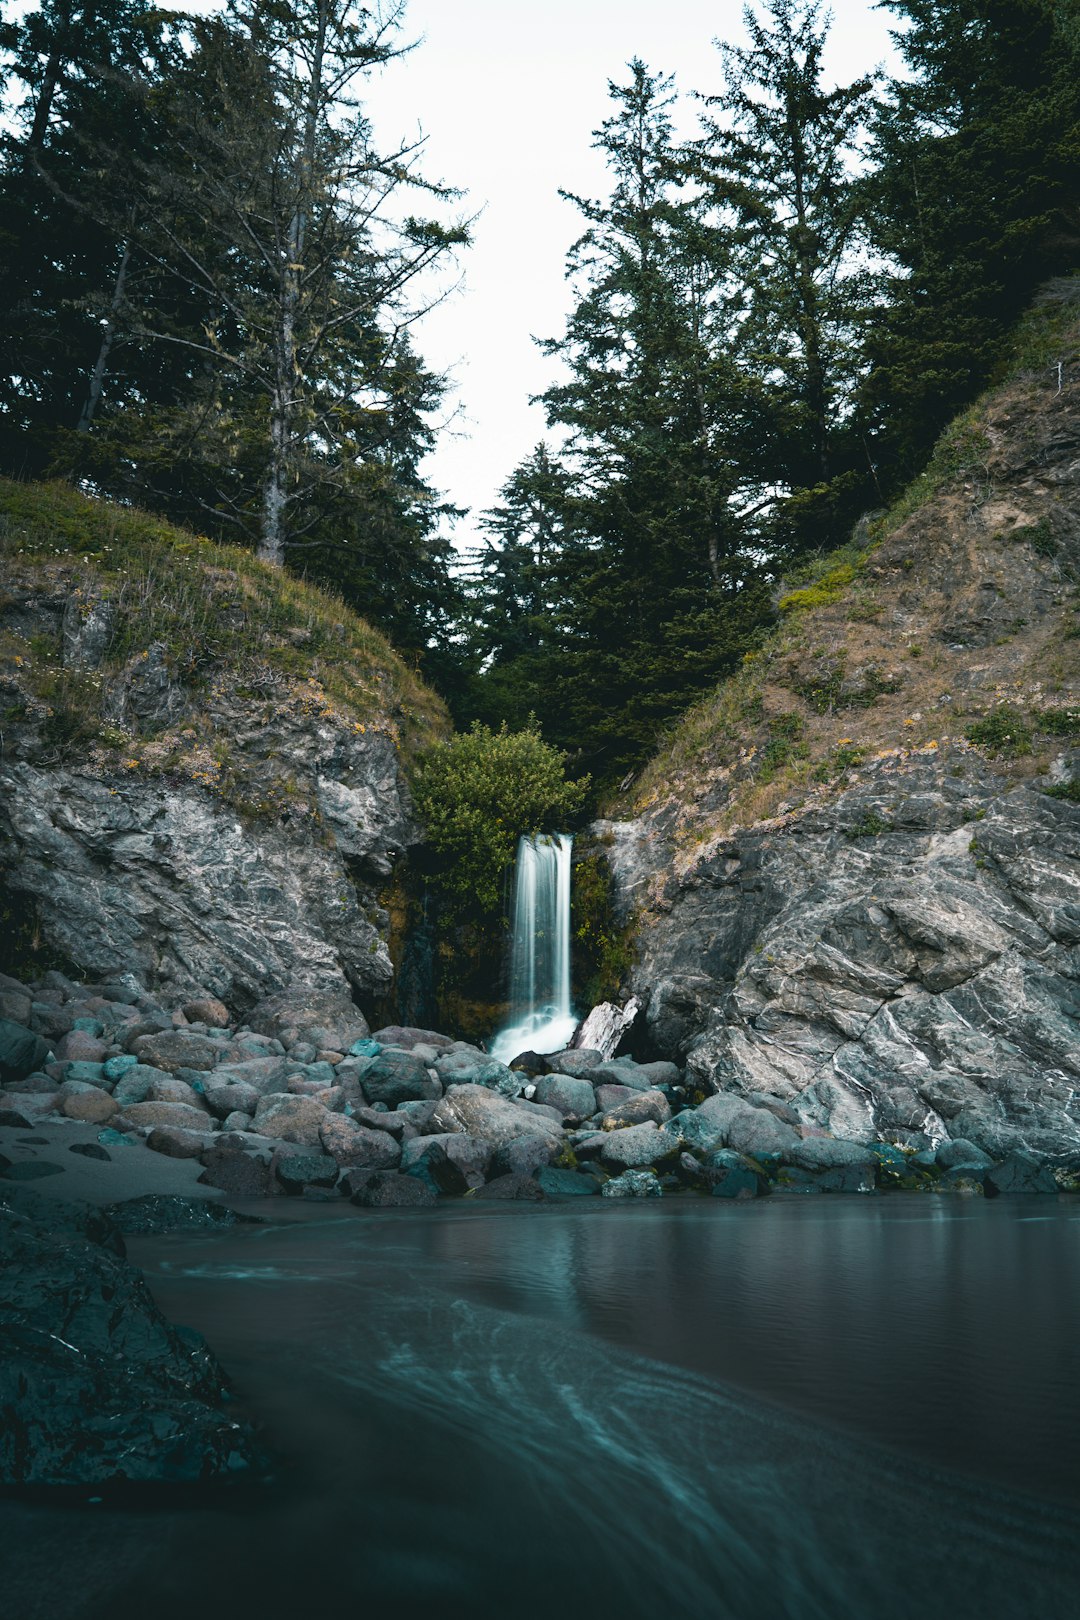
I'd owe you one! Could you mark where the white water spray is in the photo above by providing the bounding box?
[491,833,576,1063]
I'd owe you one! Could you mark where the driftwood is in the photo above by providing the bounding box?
[571,997,642,1059]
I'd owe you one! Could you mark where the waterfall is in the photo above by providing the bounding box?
[491,833,575,1063]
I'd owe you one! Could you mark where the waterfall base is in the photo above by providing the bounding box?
[490,1009,578,1066]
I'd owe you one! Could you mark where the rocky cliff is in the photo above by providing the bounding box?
[599,283,1080,1161]
[0,480,448,1012]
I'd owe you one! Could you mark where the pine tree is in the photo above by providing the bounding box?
[696,0,879,551]
[865,0,1080,482]
[530,60,770,780]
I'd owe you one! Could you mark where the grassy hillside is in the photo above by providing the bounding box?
[0,478,448,810]
[608,282,1080,851]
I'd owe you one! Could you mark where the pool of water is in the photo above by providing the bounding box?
[3,1197,1079,1620]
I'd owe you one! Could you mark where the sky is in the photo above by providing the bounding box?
[359,0,903,550]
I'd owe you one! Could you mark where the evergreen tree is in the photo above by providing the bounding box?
[531,60,770,780]
[865,0,1080,482]
[696,0,879,551]
[0,0,178,475]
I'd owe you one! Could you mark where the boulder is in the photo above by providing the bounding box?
[601,1169,661,1198]
[0,1017,50,1083]
[590,1059,658,1093]
[318,1114,401,1170]
[54,1029,109,1064]
[130,1030,229,1073]
[786,1137,880,1172]
[61,1088,119,1125]
[984,1152,1059,1195]
[362,1048,441,1109]
[471,1173,545,1201]
[248,987,370,1052]
[403,1133,491,1194]
[601,1089,670,1130]
[600,1120,680,1171]
[726,1108,801,1159]
[0,1201,257,1485]
[490,1136,556,1178]
[123,1101,221,1133]
[198,1148,274,1197]
[936,1137,994,1169]
[431,1084,564,1150]
[536,1166,601,1196]
[351,1170,438,1208]
[251,1093,328,1148]
[435,1049,519,1093]
[182,998,231,1028]
[547,1048,604,1078]
[532,1073,597,1122]
[146,1127,206,1160]
[272,1148,340,1193]
[204,1077,262,1120]
[112,1064,174,1107]
[699,1149,764,1199]
[370,1025,454,1053]
[573,997,641,1058]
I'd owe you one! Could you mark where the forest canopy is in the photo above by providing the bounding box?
[2,0,1078,787]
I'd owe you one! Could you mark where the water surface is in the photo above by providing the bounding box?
[3,1197,1078,1620]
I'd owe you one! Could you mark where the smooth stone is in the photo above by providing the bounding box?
[61,1089,119,1124]
[251,1093,328,1147]
[351,1171,437,1208]
[600,1120,680,1170]
[361,1048,441,1108]
[470,1173,545,1201]
[532,1073,597,1122]
[272,1149,339,1193]
[0,1160,66,1180]
[318,1114,401,1170]
[146,1127,206,1160]
[69,1142,112,1161]
[601,1169,662,1199]
[536,1166,600,1196]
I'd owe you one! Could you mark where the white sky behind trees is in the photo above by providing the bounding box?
[11,0,902,544]
[361,0,901,549]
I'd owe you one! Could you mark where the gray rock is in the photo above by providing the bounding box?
[489,1136,556,1178]
[123,1101,217,1133]
[725,1109,801,1159]
[362,1048,441,1108]
[402,1133,491,1194]
[601,1169,662,1199]
[112,1063,173,1107]
[936,1137,994,1169]
[536,1166,600,1196]
[600,1121,680,1170]
[61,1088,119,1124]
[471,1173,545,1201]
[984,1152,1060,1195]
[0,1017,50,1082]
[146,1127,206,1160]
[589,1059,658,1093]
[371,1025,455,1052]
[251,1093,328,1147]
[547,1048,604,1077]
[786,1137,880,1172]
[600,1089,670,1129]
[318,1114,401,1170]
[130,1030,229,1073]
[434,1049,518,1092]
[204,1077,262,1119]
[351,1171,437,1208]
[272,1149,339,1193]
[430,1084,564,1149]
[532,1073,597,1122]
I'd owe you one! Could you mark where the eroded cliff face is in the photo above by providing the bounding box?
[599,289,1080,1160]
[0,483,447,1011]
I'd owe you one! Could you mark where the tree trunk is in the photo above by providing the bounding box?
[76,238,130,434]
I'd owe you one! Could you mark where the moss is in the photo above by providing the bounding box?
[572,850,637,1007]
[0,476,448,765]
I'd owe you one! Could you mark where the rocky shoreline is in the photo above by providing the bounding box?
[1,966,1072,1209]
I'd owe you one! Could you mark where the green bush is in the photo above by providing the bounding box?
[413,722,589,920]
[965,705,1032,757]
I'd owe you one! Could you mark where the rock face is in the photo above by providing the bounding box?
[605,759,1080,1160]
[0,729,412,1010]
[0,492,446,1014]
[0,1194,257,1486]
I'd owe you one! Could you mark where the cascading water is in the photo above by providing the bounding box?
[490,833,576,1063]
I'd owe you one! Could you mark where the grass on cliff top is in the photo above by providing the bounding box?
[616,286,1080,819]
[0,476,448,758]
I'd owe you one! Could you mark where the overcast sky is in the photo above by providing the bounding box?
[360,0,902,550]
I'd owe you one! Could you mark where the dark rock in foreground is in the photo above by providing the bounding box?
[0,1194,258,1486]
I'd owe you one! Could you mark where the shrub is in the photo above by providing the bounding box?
[413,722,589,920]
[965,706,1032,757]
